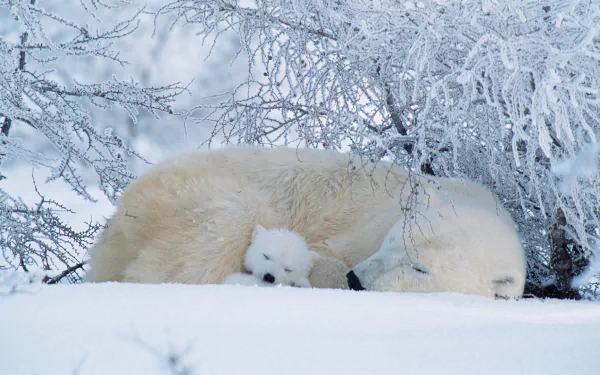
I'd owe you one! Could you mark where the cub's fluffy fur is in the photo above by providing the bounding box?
[223,225,319,287]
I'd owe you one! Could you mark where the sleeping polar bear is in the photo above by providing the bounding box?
[87,146,526,298]
[347,178,526,297]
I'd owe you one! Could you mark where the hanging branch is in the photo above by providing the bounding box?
[161,0,600,297]
[0,0,186,280]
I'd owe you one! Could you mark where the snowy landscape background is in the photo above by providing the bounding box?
[2,1,600,373]
[3,279,600,375]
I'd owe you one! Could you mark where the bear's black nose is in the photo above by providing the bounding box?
[347,270,365,291]
[263,273,275,283]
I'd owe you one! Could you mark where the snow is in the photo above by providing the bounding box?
[2,282,600,375]
[1,2,600,374]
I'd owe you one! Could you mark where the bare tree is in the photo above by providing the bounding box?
[0,0,187,282]
[161,0,600,298]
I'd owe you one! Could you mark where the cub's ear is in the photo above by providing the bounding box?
[252,224,266,242]
[309,251,321,263]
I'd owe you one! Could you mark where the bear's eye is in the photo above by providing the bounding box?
[263,254,271,260]
[284,268,292,273]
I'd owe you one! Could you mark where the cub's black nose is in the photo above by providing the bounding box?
[347,270,365,291]
[263,273,275,283]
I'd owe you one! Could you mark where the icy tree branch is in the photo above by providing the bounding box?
[0,0,185,280]
[162,0,600,297]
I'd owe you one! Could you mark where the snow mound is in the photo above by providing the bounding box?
[2,283,599,375]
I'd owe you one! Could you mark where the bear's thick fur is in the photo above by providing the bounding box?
[349,176,526,297]
[87,146,526,297]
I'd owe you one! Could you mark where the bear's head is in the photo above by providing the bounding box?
[244,224,319,286]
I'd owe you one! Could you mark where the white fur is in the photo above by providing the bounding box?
[350,180,526,298]
[223,225,318,287]
[222,273,271,287]
[87,146,526,298]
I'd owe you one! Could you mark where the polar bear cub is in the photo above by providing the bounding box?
[223,225,319,287]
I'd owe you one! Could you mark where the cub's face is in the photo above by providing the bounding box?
[244,225,318,286]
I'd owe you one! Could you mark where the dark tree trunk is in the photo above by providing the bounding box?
[524,208,589,300]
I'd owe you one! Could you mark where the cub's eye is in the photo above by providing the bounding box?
[284,268,292,273]
[263,254,271,260]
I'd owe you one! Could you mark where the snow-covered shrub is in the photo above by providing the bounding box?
[161,0,600,297]
[0,0,186,282]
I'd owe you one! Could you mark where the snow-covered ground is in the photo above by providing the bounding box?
[2,3,600,375]
[2,282,600,375]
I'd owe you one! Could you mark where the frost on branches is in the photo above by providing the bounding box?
[0,0,186,282]
[163,0,600,298]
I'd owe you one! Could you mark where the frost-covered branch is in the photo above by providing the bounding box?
[0,185,102,283]
[1,0,185,279]
[163,0,600,297]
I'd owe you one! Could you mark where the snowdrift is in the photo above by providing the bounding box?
[2,283,600,375]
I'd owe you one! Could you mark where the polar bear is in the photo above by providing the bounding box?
[347,178,526,297]
[87,146,526,298]
[223,224,319,287]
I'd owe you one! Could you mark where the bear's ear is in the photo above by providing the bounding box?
[252,224,266,242]
[309,251,320,263]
